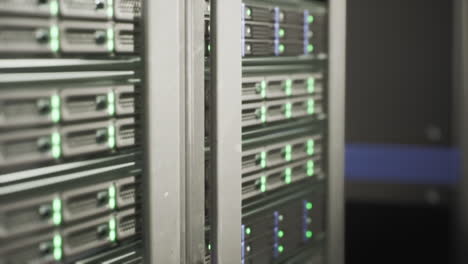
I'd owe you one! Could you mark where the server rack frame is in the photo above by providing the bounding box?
[141,0,345,262]
[210,0,243,263]
[327,0,346,263]
[142,0,206,263]
[184,0,207,263]
[208,0,346,264]
[142,0,185,263]
[0,0,343,262]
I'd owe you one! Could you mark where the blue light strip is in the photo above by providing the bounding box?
[303,10,310,55]
[346,144,460,185]
[241,224,245,261]
[302,200,308,242]
[274,7,280,56]
[273,211,280,258]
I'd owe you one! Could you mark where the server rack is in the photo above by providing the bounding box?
[0,0,145,263]
[206,0,345,263]
[0,0,344,263]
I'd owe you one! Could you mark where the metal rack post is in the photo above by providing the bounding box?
[210,0,243,263]
[327,0,346,263]
[142,0,185,262]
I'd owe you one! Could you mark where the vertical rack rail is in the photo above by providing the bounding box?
[185,0,207,263]
[210,0,243,263]
[142,0,185,263]
[327,0,346,263]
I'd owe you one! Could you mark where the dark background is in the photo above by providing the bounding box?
[346,0,453,146]
[345,0,457,263]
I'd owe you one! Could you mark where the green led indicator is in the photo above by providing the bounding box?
[285,103,292,119]
[51,95,61,123]
[52,146,61,160]
[108,184,116,197]
[53,247,62,261]
[260,151,267,168]
[108,184,117,209]
[284,145,292,161]
[308,15,314,24]
[108,91,115,103]
[306,202,313,210]
[108,125,115,137]
[278,230,284,238]
[109,230,117,242]
[108,137,116,149]
[108,91,116,116]
[307,99,315,115]
[50,25,59,39]
[53,234,62,260]
[51,95,60,108]
[53,213,62,225]
[108,125,116,149]
[279,44,285,53]
[50,0,59,16]
[51,132,61,159]
[107,0,114,18]
[260,80,267,98]
[307,140,315,156]
[307,77,315,93]
[307,160,315,177]
[260,105,267,123]
[53,234,62,248]
[246,7,252,17]
[109,218,117,230]
[52,198,62,225]
[108,199,116,210]
[307,44,314,53]
[278,245,284,253]
[50,25,60,53]
[208,244,212,251]
[207,44,211,52]
[285,79,292,96]
[52,198,61,212]
[246,227,252,235]
[306,230,313,239]
[53,234,63,261]
[51,132,61,146]
[284,167,292,184]
[51,109,60,123]
[107,28,115,52]
[109,217,117,242]
[260,176,267,193]
[279,28,285,38]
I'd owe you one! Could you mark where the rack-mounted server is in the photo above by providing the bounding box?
[241,2,327,57]
[205,0,342,263]
[0,0,144,263]
[240,1,328,262]
[241,186,325,264]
